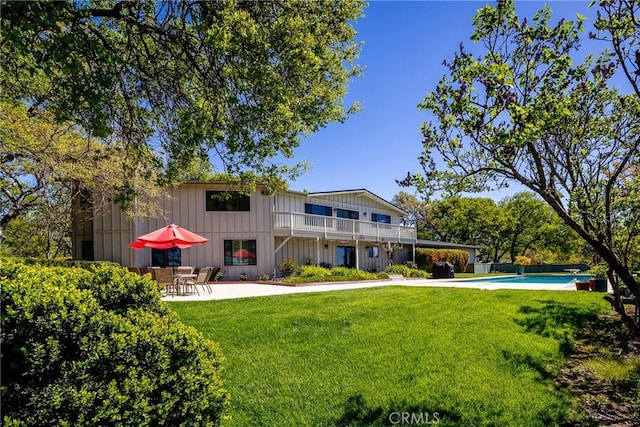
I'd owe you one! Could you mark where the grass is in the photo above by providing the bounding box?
[170,287,609,426]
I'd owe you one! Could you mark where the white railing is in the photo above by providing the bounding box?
[273,212,416,242]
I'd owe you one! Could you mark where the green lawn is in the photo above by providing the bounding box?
[170,287,609,426]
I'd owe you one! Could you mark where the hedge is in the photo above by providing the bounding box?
[415,248,470,273]
[1,259,229,426]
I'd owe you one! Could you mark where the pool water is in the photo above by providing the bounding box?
[463,274,591,285]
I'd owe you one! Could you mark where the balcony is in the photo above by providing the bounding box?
[273,212,416,243]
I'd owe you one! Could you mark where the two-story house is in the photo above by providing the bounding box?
[72,182,419,279]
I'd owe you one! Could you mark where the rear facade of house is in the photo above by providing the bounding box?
[72,182,417,279]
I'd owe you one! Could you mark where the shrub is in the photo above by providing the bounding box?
[0,259,229,426]
[415,248,470,273]
[514,256,532,266]
[298,265,332,279]
[210,266,224,282]
[278,258,299,277]
[330,267,379,281]
[385,264,430,278]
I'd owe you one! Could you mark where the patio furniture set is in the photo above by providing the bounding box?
[127,266,214,296]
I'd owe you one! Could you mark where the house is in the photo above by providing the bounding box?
[72,182,475,279]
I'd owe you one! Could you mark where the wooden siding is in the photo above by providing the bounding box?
[275,191,404,225]
[82,183,423,276]
[92,184,276,278]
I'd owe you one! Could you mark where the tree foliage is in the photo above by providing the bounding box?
[0,0,365,203]
[0,102,163,246]
[404,0,640,333]
[393,191,584,263]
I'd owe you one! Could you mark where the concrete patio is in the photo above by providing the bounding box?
[161,276,580,302]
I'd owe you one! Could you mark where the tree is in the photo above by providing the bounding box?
[404,0,640,333]
[498,192,576,262]
[591,0,640,97]
[0,101,163,246]
[392,192,430,236]
[0,0,365,205]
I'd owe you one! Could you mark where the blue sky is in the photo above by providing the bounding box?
[282,1,607,203]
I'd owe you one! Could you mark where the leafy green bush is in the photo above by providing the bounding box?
[281,266,383,284]
[385,264,430,278]
[1,259,229,426]
[330,267,379,281]
[298,265,332,279]
[415,248,470,273]
[278,258,299,277]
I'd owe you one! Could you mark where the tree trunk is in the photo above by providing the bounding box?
[609,264,640,336]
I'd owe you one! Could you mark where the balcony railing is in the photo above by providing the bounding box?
[273,212,416,243]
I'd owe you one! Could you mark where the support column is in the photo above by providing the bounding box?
[355,240,360,270]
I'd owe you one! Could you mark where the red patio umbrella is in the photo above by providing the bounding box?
[232,248,256,259]
[129,224,208,249]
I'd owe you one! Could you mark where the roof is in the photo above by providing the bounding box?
[416,239,483,250]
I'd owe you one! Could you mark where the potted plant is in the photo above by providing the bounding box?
[514,256,532,275]
[588,264,609,292]
[239,272,249,281]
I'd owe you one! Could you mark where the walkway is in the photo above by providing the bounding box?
[161,276,578,302]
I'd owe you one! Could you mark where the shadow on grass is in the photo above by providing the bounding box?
[516,300,601,339]
[335,394,461,426]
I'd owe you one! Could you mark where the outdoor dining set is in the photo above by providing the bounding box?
[126,224,214,296]
[127,266,215,296]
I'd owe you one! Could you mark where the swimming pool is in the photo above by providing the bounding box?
[462,274,591,286]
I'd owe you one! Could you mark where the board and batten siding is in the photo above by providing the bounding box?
[94,183,277,277]
[274,191,404,224]
[93,203,137,267]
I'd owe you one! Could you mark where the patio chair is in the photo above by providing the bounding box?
[175,266,194,274]
[186,267,213,294]
[154,267,176,296]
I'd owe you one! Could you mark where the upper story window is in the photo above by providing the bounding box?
[336,209,359,220]
[206,191,250,211]
[371,213,391,224]
[305,203,332,216]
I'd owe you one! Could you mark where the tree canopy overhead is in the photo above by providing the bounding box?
[402,0,640,333]
[1,0,364,191]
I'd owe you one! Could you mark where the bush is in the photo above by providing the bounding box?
[0,259,229,426]
[415,248,470,273]
[514,256,532,266]
[298,265,332,279]
[281,266,383,284]
[330,267,379,281]
[210,266,224,282]
[278,258,299,277]
[385,264,430,278]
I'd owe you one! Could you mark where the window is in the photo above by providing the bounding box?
[367,246,379,258]
[206,191,250,211]
[305,203,332,216]
[337,246,356,268]
[336,209,359,220]
[371,213,391,224]
[152,248,181,267]
[224,240,257,266]
[81,240,94,261]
